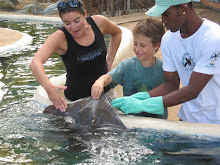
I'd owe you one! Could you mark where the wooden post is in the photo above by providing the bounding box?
[127,0,130,10]
[101,0,104,14]
[111,0,114,16]
[33,0,37,15]
[88,0,92,16]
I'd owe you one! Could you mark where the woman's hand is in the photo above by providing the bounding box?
[46,84,68,112]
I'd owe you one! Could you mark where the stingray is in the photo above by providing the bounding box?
[43,94,126,129]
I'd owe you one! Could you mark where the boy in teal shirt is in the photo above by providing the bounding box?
[92,18,167,119]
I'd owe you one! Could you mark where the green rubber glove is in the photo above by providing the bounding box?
[130,92,150,100]
[110,96,129,111]
[111,96,164,115]
[111,92,150,108]
[110,97,127,109]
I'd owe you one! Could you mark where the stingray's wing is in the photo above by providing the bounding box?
[76,94,126,128]
[43,95,126,128]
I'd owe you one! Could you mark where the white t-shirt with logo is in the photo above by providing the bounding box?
[161,19,220,124]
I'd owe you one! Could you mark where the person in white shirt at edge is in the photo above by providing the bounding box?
[111,0,220,124]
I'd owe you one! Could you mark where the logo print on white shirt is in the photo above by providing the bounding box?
[182,52,195,71]
[207,51,220,68]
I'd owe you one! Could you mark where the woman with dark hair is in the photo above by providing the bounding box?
[30,0,122,112]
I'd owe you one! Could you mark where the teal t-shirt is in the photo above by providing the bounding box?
[109,57,167,119]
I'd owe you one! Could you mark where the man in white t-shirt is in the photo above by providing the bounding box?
[111,0,220,124]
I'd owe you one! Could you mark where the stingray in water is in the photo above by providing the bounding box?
[43,94,126,129]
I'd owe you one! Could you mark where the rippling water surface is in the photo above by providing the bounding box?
[0,20,220,164]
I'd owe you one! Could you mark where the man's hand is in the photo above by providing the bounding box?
[130,92,150,100]
[111,96,164,115]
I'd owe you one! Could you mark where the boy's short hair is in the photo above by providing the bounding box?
[132,18,165,46]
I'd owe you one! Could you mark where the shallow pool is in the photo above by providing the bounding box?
[0,20,219,164]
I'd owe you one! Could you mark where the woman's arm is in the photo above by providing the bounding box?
[29,30,68,112]
[92,15,122,71]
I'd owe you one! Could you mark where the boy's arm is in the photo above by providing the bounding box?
[91,73,113,99]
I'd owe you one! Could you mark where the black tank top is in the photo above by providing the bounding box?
[60,17,110,101]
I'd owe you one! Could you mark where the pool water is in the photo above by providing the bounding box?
[0,20,220,164]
